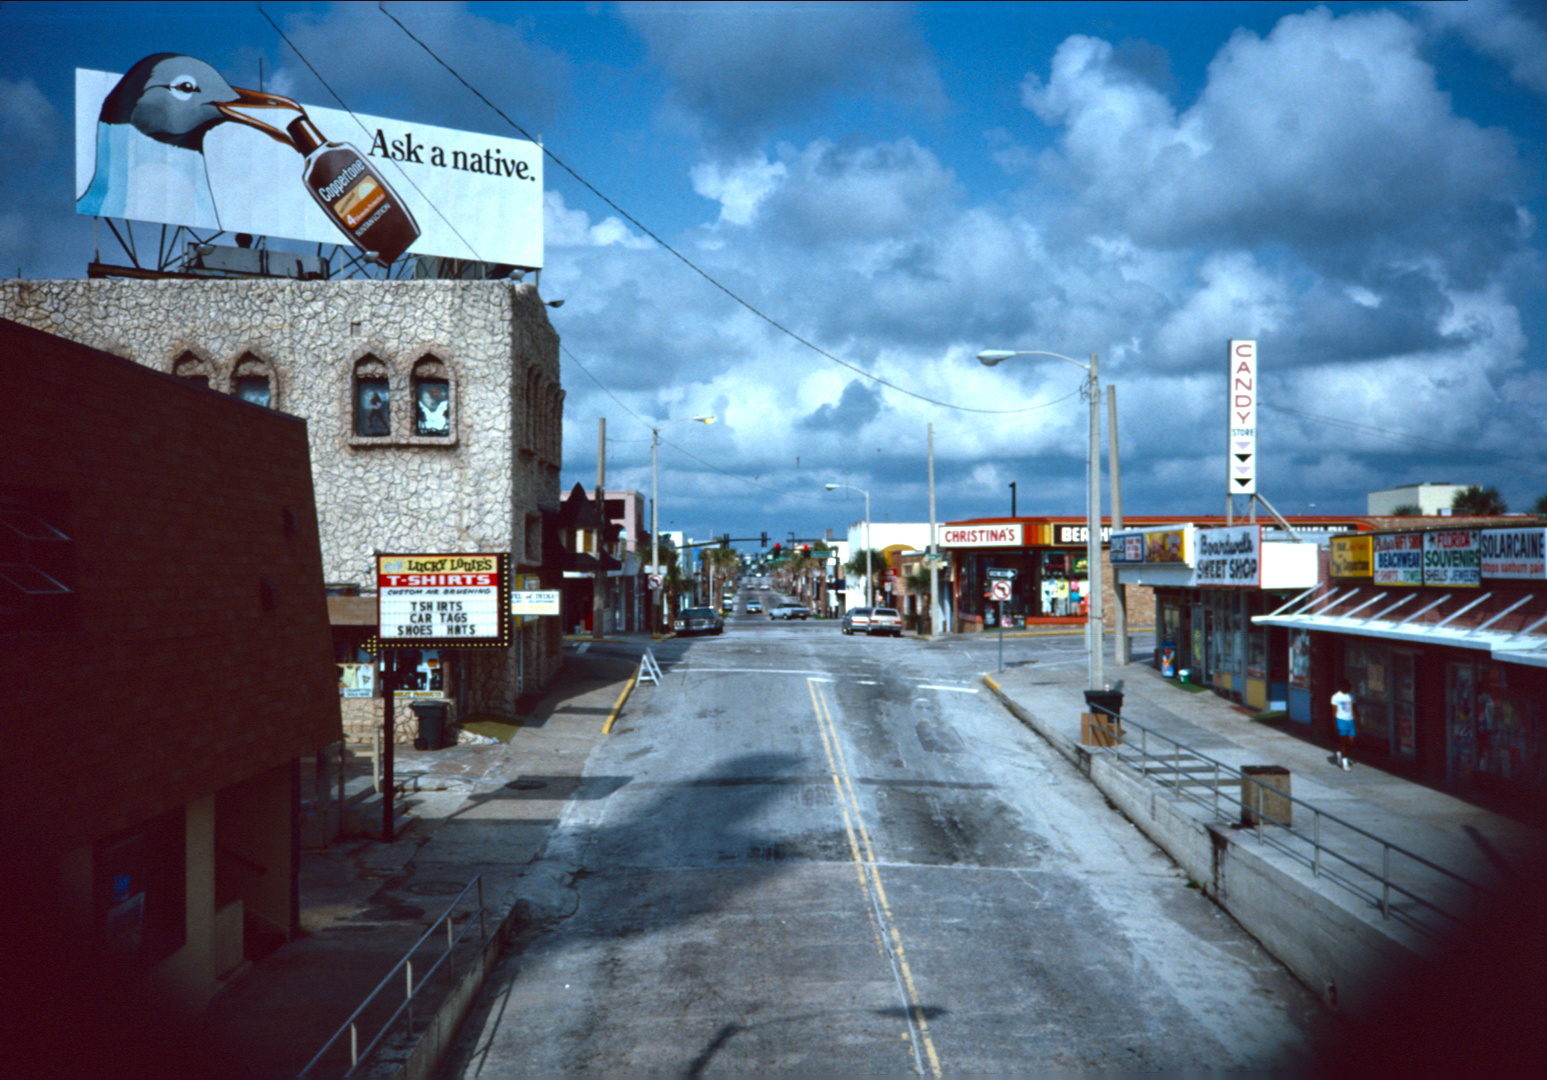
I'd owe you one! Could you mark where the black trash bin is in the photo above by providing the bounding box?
[409,699,450,750]
[1083,689,1125,717]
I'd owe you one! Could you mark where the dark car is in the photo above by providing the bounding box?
[674,607,724,635]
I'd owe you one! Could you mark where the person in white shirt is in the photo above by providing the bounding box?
[1331,678,1357,770]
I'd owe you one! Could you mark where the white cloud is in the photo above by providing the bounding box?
[690,156,787,226]
[1418,0,1547,95]
[544,190,652,249]
[1023,8,1524,266]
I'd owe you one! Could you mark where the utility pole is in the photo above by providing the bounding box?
[1088,353,1103,693]
[929,423,941,636]
[593,418,605,640]
[1108,387,1127,665]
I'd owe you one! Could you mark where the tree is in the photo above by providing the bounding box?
[1391,504,1421,517]
[845,547,890,605]
[903,567,932,631]
[700,547,739,609]
[1533,493,1547,518]
[1451,485,1507,516]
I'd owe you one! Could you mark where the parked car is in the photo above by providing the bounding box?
[866,607,903,636]
[675,607,724,635]
[770,603,811,620]
[840,607,871,634]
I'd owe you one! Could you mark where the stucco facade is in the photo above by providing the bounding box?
[1,277,564,728]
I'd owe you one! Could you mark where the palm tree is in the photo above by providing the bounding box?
[903,567,931,632]
[701,547,739,610]
[1452,485,1507,516]
[845,547,889,607]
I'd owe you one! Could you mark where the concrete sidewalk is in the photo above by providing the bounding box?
[191,636,648,1080]
[984,658,1546,1016]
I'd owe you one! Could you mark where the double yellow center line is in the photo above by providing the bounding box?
[807,678,942,1078]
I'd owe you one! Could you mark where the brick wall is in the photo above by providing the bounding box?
[4,318,340,856]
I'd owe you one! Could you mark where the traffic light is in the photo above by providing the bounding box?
[719,533,730,550]
[760,531,769,547]
[772,542,782,558]
[802,544,810,556]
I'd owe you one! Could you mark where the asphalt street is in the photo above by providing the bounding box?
[440,591,1332,1075]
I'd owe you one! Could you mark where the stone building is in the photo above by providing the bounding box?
[1,277,564,739]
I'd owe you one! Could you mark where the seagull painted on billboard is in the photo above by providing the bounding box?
[78,54,299,229]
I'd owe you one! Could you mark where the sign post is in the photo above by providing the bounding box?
[375,553,510,839]
[988,569,1016,673]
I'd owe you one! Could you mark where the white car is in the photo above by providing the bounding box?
[843,606,901,636]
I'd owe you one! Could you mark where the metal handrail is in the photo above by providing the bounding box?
[1087,705,1490,938]
[298,876,488,1078]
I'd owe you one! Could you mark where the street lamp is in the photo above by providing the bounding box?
[652,415,714,636]
[824,482,872,608]
[977,349,1104,692]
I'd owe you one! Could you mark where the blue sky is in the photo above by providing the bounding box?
[4,2,1546,545]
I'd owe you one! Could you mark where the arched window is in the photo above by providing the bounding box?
[171,351,214,389]
[231,352,275,409]
[411,356,452,438]
[353,355,391,437]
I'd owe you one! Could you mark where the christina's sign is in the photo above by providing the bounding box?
[941,523,1024,548]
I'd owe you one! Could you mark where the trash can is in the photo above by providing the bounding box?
[1240,765,1292,827]
[1081,689,1125,747]
[1083,689,1124,717]
[409,699,450,751]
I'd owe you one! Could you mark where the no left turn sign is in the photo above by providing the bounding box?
[990,579,1012,601]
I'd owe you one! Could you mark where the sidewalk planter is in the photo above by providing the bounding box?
[1240,765,1292,827]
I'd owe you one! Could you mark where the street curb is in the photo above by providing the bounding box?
[603,663,641,735]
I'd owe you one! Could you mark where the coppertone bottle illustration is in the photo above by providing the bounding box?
[287,114,420,266]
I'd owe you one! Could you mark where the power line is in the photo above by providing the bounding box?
[376,2,1071,417]
[1262,402,1547,480]
[258,4,485,266]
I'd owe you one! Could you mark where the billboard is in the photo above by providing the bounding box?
[1373,533,1423,585]
[377,553,510,647]
[1330,535,1373,578]
[76,57,542,268]
[1424,530,1481,588]
[1195,525,1262,587]
[1480,528,1547,581]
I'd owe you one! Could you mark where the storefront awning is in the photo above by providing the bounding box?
[1255,586,1547,669]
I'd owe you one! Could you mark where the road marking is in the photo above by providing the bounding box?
[808,679,943,1078]
[918,684,979,694]
[673,666,831,677]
